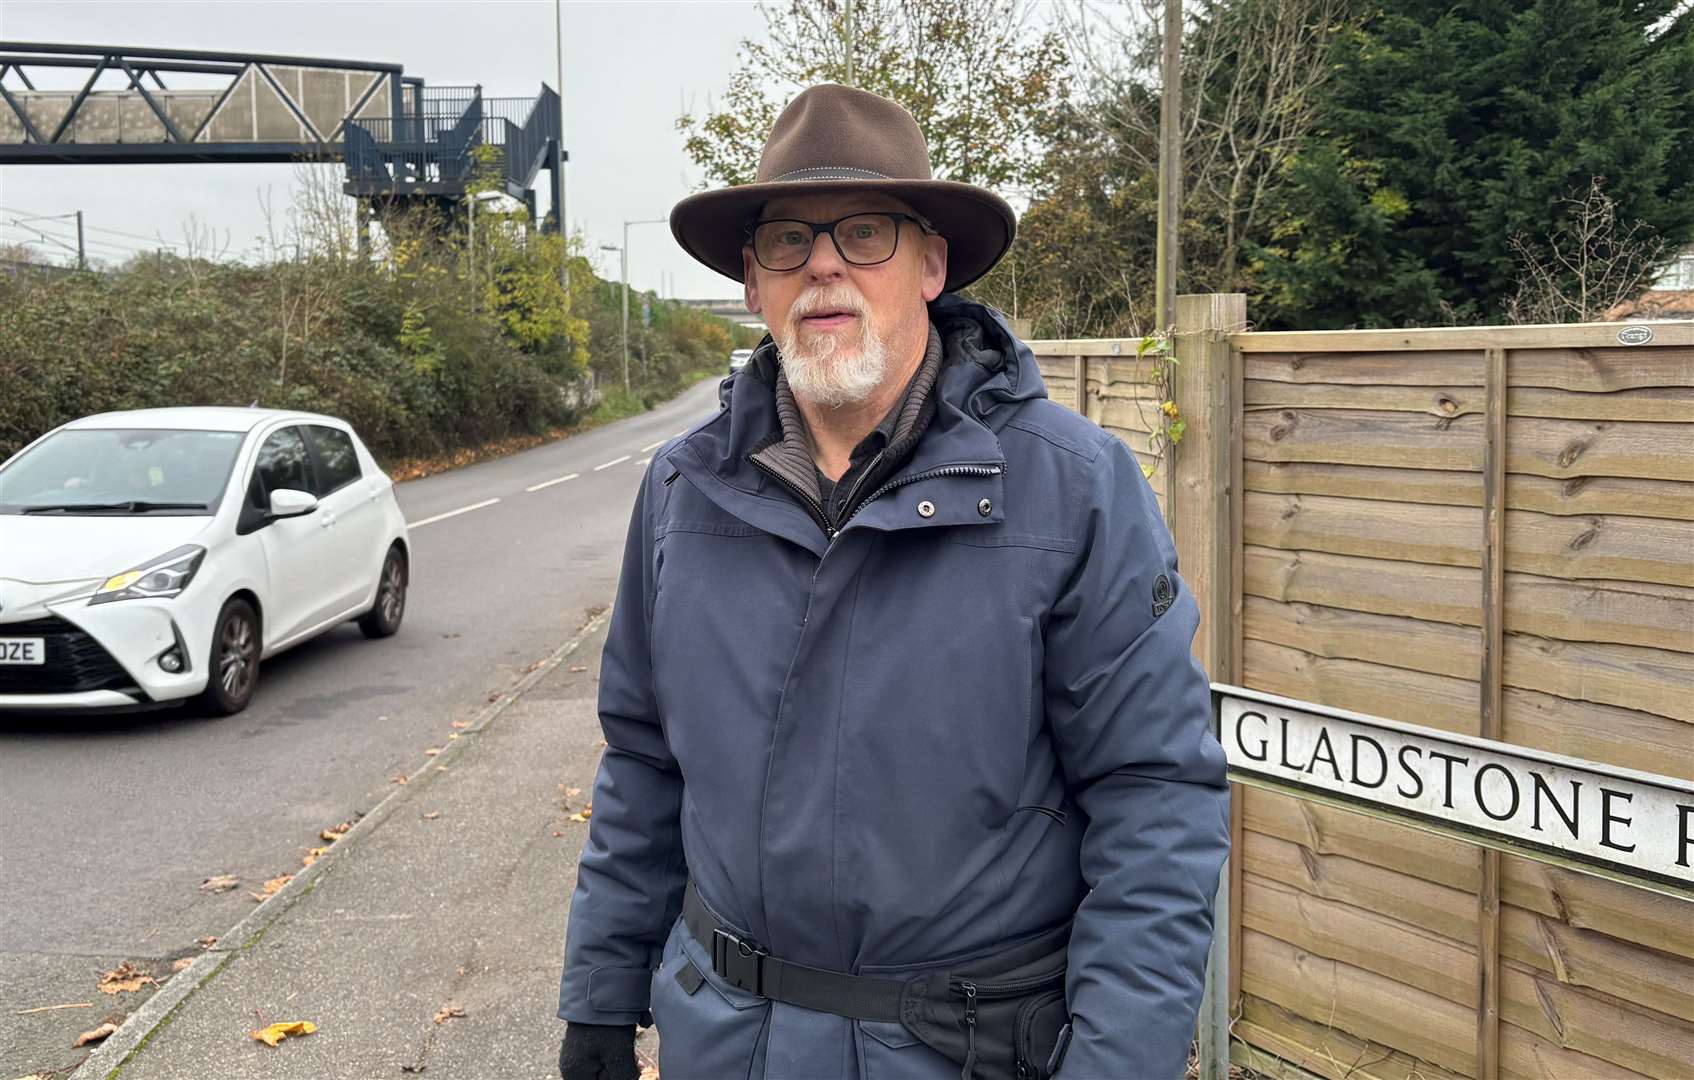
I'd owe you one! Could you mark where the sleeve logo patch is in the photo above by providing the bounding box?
[1151,573,1175,617]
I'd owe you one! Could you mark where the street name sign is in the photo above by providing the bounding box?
[1212,684,1694,898]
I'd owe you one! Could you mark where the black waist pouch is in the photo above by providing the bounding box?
[897,922,1074,1080]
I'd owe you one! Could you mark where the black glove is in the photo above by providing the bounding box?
[559,1023,638,1080]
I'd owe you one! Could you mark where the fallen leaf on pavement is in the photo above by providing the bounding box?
[247,874,293,903]
[199,874,240,893]
[75,1021,120,1046]
[432,1003,466,1024]
[422,811,441,820]
[566,787,582,799]
[436,765,449,772]
[569,666,587,673]
[197,936,218,949]
[171,958,194,973]
[301,846,330,868]
[98,962,157,994]
[320,822,352,842]
[566,804,594,823]
[486,691,503,703]
[448,732,461,739]
[392,773,409,785]
[450,720,469,729]
[523,658,546,673]
[249,1020,317,1046]
[424,748,442,757]
[552,831,563,837]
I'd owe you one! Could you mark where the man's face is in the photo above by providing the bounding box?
[743,192,947,408]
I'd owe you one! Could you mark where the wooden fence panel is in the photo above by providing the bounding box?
[1035,316,1694,1080]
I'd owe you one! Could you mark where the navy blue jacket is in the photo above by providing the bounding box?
[559,294,1230,1079]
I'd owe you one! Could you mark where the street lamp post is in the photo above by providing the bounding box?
[554,0,569,294]
[610,218,669,394]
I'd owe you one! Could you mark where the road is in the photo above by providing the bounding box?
[0,377,723,1079]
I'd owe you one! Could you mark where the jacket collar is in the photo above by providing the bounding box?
[669,294,1045,551]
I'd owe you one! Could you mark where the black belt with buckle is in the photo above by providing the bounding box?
[680,880,905,1023]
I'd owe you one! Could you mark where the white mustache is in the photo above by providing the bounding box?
[790,287,867,322]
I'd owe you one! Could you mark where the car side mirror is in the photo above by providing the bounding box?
[268,488,319,518]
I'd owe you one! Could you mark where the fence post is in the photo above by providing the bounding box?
[1476,346,1508,1080]
[1172,293,1246,1080]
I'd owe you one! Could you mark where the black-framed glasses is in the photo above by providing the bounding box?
[746,212,935,272]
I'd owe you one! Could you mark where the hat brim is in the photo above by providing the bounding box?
[669,178,1016,293]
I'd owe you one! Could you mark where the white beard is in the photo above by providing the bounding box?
[775,288,889,408]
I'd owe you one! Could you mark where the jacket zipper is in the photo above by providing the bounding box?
[748,455,839,540]
[751,458,1004,545]
[839,463,1003,531]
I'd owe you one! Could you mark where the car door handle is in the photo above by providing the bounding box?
[319,513,336,529]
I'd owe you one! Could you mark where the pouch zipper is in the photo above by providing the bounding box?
[1014,987,1066,1080]
[958,981,979,1080]
[948,968,1065,999]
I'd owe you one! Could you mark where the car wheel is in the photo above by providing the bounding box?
[198,598,260,716]
[359,546,407,639]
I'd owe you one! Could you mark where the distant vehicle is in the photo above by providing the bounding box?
[0,408,410,716]
[728,348,755,374]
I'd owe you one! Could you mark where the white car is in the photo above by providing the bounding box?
[728,348,755,374]
[0,407,410,715]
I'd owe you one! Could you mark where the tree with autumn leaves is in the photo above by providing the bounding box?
[681,0,1694,332]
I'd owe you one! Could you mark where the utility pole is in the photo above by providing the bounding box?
[75,210,86,271]
[845,0,856,86]
[554,0,570,295]
[1154,0,1182,332]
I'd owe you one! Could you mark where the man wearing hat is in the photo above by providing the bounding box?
[557,85,1228,1080]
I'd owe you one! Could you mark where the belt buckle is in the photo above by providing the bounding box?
[710,928,767,996]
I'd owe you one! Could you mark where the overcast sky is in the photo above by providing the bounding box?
[0,0,768,298]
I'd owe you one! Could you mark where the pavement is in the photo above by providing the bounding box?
[63,606,657,1080]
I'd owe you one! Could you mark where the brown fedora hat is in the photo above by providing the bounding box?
[670,84,1016,292]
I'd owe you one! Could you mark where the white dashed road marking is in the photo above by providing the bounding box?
[640,439,667,453]
[636,458,651,468]
[525,473,580,493]
[593,455,632,471]
[408,498,500,529]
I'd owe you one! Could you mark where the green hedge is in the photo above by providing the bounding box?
[0,235,747,464]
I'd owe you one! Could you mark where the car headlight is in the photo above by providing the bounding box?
[90,545,206,605]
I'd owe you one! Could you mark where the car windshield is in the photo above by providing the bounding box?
[0,427,245,515]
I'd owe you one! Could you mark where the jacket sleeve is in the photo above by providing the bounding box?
[1045,436,1230,1079]
[557,466,687,1025]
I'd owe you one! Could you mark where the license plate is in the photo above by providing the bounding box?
[0,638,46,665]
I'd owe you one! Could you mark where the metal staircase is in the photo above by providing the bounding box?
[341,83,563,225]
